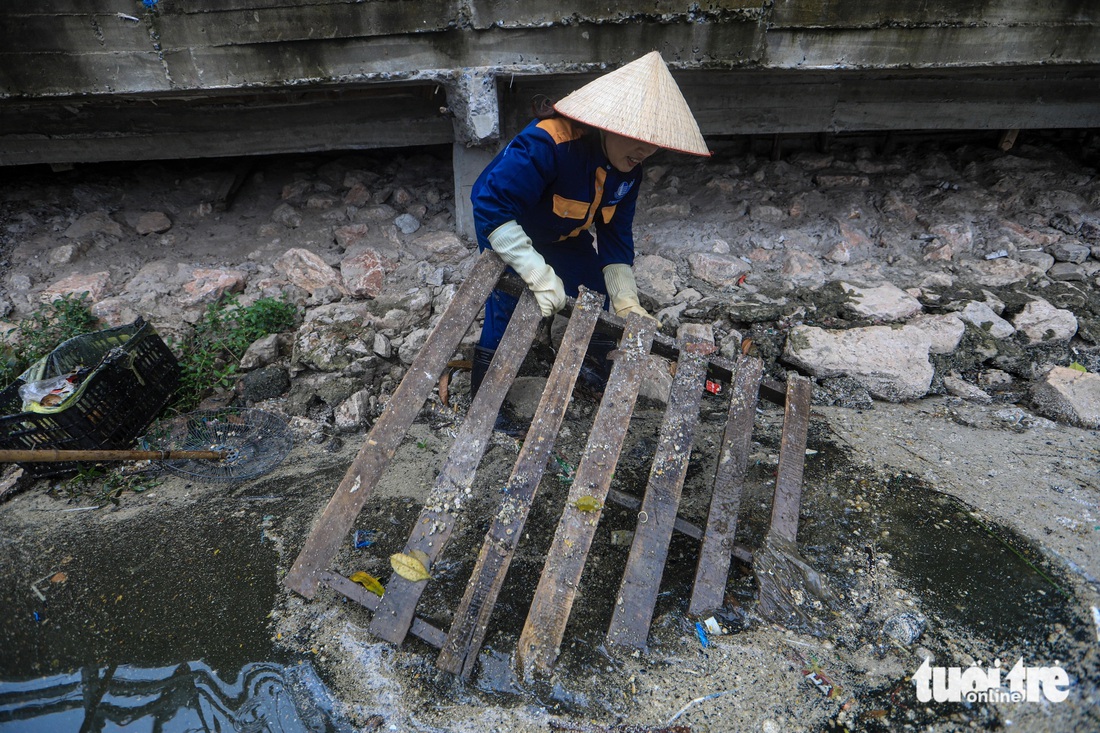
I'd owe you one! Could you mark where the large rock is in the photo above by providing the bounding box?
[782,252,826,289]
[411,231,469,264]
[180,267,247,306]
[965,258,1038,287]
[958,301,1015,339]
[275,248,347,296]
[839,281,922,322]
[134,211,172,235]
[687,252,751,288]
[634,254,679,301]
[905,314,965,354]
[341,249,396,299]
[63,212,122,239]
[293,303,373,371]
[40,272,112,303]
[1030,367,1100,428]
[1011,298,1078,344]
[783,324,934,402]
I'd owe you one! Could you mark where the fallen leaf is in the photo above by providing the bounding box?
[408,549,431,569]
[349,571,385,597]
[390,552,431,582]
[573,496,602,512]
[1069,361,1088,373]
[49,572,68,584]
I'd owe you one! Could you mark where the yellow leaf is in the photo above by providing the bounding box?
[573,496,603,512]
[390,552,431,582]
[1069,361,1087,373]
[408,549,431,568]
[349,571,385,597]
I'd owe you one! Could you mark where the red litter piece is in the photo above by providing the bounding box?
[704,380,722,395]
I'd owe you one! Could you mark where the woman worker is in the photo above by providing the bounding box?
[469,51,711,395]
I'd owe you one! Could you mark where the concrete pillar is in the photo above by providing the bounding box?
[447,69,503,241]
[453,142,500,242]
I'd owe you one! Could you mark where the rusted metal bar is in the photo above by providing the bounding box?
[369,290,543,645]
[767,374,813,544]
[319,571,446,649]
[605,347,708,650]
[514,314,657,681]
[435,288,604,678]
[604,488,753,564]
[689,356,764,616]
[283,250,506,599]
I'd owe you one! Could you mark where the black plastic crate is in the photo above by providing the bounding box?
[0,317,180,477]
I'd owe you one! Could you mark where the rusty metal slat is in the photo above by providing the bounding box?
[606,488,753,564]
[284,250,507,599]
[605,349,708,651]
[689,356,764,616]
[319,572,446,649]
[492,273,786,407]
[435,288,604,678]
[767,374,813,544]
[514,314,657,681]
[369,291,543,644]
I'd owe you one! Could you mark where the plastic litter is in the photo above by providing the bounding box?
[665,689,737,725]
[354,529,376,549]
[18,373,81,410]
[694,621,709,648]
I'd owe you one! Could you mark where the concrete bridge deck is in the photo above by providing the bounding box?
[2,1,1099,234]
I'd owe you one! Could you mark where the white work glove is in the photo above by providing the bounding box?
[488,220,566,317]
[603,263,656,320]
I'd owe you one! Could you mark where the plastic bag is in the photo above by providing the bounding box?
[18,373,79,410]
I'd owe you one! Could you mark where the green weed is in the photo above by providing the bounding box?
[0,294,99,387]
[59,464,162,506]
[172,295,299,410]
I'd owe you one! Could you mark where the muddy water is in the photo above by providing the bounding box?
[406,399,1092,724]
[0,485,347,731]
[0,402,1092,730]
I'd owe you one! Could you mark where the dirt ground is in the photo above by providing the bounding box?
[1,135,1099,732]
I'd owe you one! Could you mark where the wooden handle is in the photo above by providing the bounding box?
[0,449,228,463]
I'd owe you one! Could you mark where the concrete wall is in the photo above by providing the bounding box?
[2,2,1098,154]
[2,2,1099,234]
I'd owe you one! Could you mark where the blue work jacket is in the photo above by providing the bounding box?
[471,117,643,269]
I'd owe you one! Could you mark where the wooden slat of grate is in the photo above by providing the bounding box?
[688,356,764,616]
[768,374,813,543]
[435,288,604,678]
[284,251,506,599]
[605,348,708,650]
[369,290,543,644]
[319,571,446,649]
[514,314,657,681]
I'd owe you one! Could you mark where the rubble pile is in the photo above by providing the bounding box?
[2,133,1099,430]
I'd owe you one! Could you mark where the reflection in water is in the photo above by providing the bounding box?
[0,660,349,733]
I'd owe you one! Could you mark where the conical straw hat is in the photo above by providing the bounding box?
[554,51,710,157]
